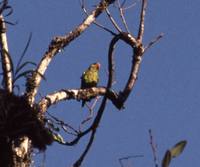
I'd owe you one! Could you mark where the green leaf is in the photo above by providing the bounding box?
[162,150,171,167]
[53,133,65,144]
[170,140,187,158]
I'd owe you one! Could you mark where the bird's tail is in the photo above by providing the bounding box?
[81,100,86,107]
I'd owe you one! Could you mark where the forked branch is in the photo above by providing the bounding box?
[71,2,149,161]
[32,1,161,166]
[25,0,116,105]
[80,0,117,35]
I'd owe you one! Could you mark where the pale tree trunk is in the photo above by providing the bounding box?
[0,138,31,167]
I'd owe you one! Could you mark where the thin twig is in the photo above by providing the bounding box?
[80,103,94,126]
[90,96,100,109]
[119,155,144,167]
[94,21,117,35]
[117,0,130,33]
[73,130,96,167]
[46,111,79,135]
[144,33,164,52]
[80,0,116,36]
[149,129,159,167]
[137,0,147,42]
[80,96,100,126]
[73,89,109,166]
[121,0,127,7]
[123,1,137,10]
[106,8,122,33]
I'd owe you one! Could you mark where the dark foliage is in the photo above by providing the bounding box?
[0,89,54,150]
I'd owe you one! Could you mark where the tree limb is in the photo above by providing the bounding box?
[38,87,120,113]
[137,0,147,42]
[0,14,12,92]
[25,0,116,105]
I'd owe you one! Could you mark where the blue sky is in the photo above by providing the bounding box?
[5,0,200,166]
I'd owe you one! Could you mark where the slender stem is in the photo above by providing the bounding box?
[106,8,122,33]
[73,130,96,167]
[149,129,159,167]
[137,0,147,42]
[117,0,130,33]
[144,33,164,52]
[80,0,116,35]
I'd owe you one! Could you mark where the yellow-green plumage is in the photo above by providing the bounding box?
[81,62,100,107]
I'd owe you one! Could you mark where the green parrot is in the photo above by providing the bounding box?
[81,62,100,107]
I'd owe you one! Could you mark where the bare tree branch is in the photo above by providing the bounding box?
[71,25,143,166]
[118,43,144,107]
[54,28,118,164]
[55,29,147,150]
[119,155,144,167]
[149,129,159,167]
[0,0,164,166]
[106,32,142,109]
[46,111,79,136]
[73,82,109,166]
[25,0,117,105]
[36,1,159,163]
[123,0,137,10]
[40,1,162,165]
[73,130,96,167]
[0,14,12,92]
[38,87,119,113]
[106,8,122,33]
[137,0,147,42]
[80,0,117,35]
[117,0,130,33]
[144,33,164,52]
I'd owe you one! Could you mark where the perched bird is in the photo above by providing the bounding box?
[81,62,100,107]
